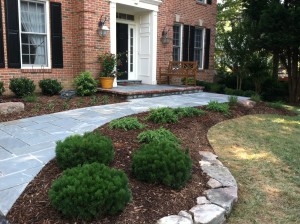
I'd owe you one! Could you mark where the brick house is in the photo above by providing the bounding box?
[0,0,216,93]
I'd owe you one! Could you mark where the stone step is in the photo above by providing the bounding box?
[117,80,142,85]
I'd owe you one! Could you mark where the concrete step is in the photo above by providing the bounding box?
[117,80,142,85]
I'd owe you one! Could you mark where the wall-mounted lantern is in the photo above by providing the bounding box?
[98,15,109,37]
[160,27,171,45]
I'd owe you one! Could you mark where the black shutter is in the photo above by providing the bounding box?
[207,0,212,5]
[50,2,63,68]
[183,25,189,61]
[5,0,21,68]
[0,0,5,68]
[204,29,211,69]
[189,26,195,61]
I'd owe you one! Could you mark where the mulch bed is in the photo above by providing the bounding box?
[0,92,126,123]
[6,103,295,224]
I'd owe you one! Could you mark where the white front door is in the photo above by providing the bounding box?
[128,25,137,80]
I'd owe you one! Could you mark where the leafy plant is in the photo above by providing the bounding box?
[102,95,110,104]
[137,127,180,144]
[55,131,114,170]
[9,77,36,98]
[109,117,145,131]
[267,101,284,109]
[90,95,98,106]
[228,95,238,106]
[99,52,126,77]
[174,107,205,118]
[132,141,192,190]
[23,95,37,103]
[47,101,55,111]
[39,79,63,96]
[49,163,132,220]
[34,103,41,112]
[0,81,5,95]
[206,101,230,115]
[76,97,84,107]
[250,94,261,102]
[147,107,178,124]
[63,101,70,110]
[74,72,97,96]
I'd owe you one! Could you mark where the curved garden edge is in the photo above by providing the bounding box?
[157,151,238,224]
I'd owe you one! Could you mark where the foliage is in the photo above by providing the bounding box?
[228,95,238,106]
[39,79,63,96]
[0,81,4,95]
[74,72,97,96]
[137,127,180,144]
[132,141,192,189]
[261,78,288,102]
[206,101,230,115]
[9,77,36,98]
[266,101,284,109]
[173,107,205,118]
[55,132,114,170]
[250,94,261,103]
[23,95,37,103]
[224,87,255,97]
[109,117,145,131]
[147,107,178,124]
[99,52,125,77]
[49,163,132,220]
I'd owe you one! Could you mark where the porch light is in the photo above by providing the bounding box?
[160,27,171,45]
[98,15,110,37]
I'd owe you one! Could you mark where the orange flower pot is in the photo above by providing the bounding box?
[100,77,115,89]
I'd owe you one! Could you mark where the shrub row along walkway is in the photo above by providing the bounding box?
[0,92,247,216]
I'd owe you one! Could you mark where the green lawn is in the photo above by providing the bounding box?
[207,112,300,224]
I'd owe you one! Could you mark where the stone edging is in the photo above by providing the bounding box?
[157,151,238,224]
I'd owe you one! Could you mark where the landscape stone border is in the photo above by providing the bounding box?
[157,151,238,224]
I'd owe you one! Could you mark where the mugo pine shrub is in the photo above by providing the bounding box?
[174,107,205,118]
[74,71,97,96]
[137,127,180,144]
[109,117,145,131]
[55,132,114,170]
[9,77,36,98]
[49,163,132,220]
[147,107,178,124]
[39,79,63,96]
[206,101,230,115]
[132,141,192,189]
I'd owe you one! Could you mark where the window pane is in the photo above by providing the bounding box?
[173,25,181,61]
[22,55,29,64]
[21,1,45,33]
[22,44,29,54]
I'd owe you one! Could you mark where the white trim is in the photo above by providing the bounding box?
[110,0,161,12]
[194,27,205,70]
[128,25,137,80]
[18,0,51,69]
[151,11,158,84]
[110,2,117,87]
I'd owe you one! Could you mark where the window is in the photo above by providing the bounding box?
[194,28,204,69]
[196,0,206,3]
[19,0,50,68]
[173,24,181,61]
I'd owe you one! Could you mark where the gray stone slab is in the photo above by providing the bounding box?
[207,178,223,189]
[14,130,57,146]
[0,183,28,215]
[0,125,24,135]
[0,137,28,151]
[0,172,33,191]
[0,148,13,161]
[49,118,85,130]
[189,204,226,224]
[197,196,211,205]
[27,115,59,123]
[31,148,56,164]
[0,155,43,176]
[201,164,237,187]
[0,130,11,140]
[157,215,193,224]
[6,142,55,156]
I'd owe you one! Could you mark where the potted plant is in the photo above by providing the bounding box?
[99,52,124,89]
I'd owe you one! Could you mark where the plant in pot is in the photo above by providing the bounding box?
[99,52,124,89]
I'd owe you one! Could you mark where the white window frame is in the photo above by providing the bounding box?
[18,0,51,69]
[194,27,205,70]
[196,0,206,4]
[172,23,183,62]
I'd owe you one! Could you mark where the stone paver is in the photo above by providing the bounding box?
[0,92,246,216]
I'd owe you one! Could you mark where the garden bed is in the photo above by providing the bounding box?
[6,103,295,224]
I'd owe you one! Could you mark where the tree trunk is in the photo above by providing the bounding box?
[272,50,279,78]
[288,47,300,104]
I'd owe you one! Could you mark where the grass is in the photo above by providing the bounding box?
[207,113,300,223]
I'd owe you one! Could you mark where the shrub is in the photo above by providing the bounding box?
[0,81,4,95]
[132,141,192,189]
[228,95,238,106]
[174,107,205,118]
[250,94,261,102]
[39,79,63,96]
[147,107,178,124]
[23,95,37,102]
[49,163,132,220]
[206,101,230,115]
[267,101,284,109]
[74,72,97,96]
[9,77,36,98]
[209,83,225,93]
[55,132,114,170]
[109,117,145,131]
[261,78,288,102]
[137,127,180,144]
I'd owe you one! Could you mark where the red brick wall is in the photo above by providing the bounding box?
[0,0,216,95]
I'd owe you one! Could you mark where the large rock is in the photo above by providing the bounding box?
[237,99,256,109]
[157,215,193,224]
[207,178,223,189]
[196,196,211,205]
[0,102,24,115]
[204,187,238,215]
[201,164,237,187]
[189,204,226,224]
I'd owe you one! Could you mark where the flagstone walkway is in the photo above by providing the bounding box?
[0,92,247,217]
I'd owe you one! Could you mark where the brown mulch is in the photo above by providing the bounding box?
[6,103,295,224]
[0,93,126,123]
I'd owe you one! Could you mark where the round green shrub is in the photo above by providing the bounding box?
[0,81,4,95]
[74,71,97,96]
[137,127,180,144]
[147,107,178,124]
[39,79,63,96]
[132,141,192,189]
[56,132,114,170]
[9,77,36,98]
[49,163,132,220]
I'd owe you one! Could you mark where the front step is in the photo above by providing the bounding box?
[117,80,142,86]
